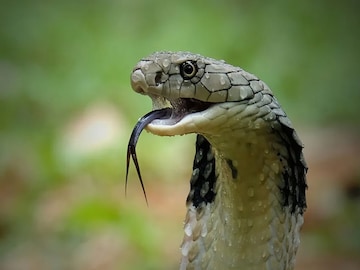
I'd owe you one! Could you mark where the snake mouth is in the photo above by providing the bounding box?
[126,97,211,202]
[151,97,213,126]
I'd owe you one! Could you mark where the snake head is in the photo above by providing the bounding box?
[130,51,276,136]
[127,51,306,213]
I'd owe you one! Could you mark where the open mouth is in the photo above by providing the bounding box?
[152,98,213,125]
[125,97,212,202]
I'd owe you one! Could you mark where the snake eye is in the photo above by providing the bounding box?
[180,61,198,79]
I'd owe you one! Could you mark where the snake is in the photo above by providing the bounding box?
[126,51,307,270]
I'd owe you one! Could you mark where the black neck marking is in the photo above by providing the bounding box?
[226,159,238,179]
[277,123,308,214]
[186,135,217,208]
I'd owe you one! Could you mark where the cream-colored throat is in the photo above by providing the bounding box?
[180,134,303,270]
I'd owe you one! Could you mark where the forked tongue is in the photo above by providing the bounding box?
[125,108,172,204]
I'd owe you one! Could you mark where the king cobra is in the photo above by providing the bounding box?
[126,51,307,270]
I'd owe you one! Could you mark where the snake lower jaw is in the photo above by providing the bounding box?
[146,97,215,136]
[146,115,197,136]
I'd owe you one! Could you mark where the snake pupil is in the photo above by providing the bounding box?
[180,61,197,79]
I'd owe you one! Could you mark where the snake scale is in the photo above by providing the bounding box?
[126,51,307,270]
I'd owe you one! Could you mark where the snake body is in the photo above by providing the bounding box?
[128,51,307,270]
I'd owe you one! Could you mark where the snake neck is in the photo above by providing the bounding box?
[180,133,304,270]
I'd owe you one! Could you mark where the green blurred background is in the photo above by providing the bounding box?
[1,0,359,269]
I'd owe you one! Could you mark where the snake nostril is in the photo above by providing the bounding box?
[155,71,162,86]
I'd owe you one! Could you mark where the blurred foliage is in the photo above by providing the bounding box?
[0,0,360,269]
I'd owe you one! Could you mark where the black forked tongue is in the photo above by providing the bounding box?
[126,108,172,204]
